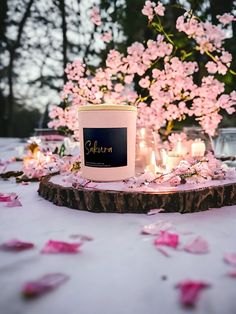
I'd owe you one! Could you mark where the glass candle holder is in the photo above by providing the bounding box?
[183,126,214,154]
[136,127,155,173]
[213,128,236,167]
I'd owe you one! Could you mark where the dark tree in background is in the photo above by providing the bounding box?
[0,0,235,137]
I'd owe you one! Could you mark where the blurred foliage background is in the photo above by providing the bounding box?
[0,0,236,138]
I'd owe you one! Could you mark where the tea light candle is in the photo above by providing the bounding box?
[175,140,187,156]
[191,140,206,157]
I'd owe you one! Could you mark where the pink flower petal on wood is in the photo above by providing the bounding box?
[183,236,209,254]
[0,239,34,251]
[176,279,210,307]
[41,240,82,254]
[224,253,236,266]
[154,231,179,248]
[147,208,165,215]
[141,221,172,235]
[22,273,69,298]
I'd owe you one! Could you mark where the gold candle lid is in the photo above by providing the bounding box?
[78,104,137,112]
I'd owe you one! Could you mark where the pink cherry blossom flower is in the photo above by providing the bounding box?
[142,1,155,21]
[154,230,179,248]
[90,7,102,26]
[217,13,235,25]
[183,236,209,254]
[22,273,69,298]
[221,51,232,64]
[206,61,218,74]
[48,6,236,138]
[41,240,82,254]
[0,239,34,251]
[101,31,112,43]
[139,76,150,88]
[154,2,165,16]
[176,279,210,307]
[169,175,182,186]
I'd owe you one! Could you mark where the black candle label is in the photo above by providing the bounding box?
[83,128,127,168]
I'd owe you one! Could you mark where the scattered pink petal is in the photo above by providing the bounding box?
[0,195,12,202]
[22,273,69,298]
[141,220,173,235]
[0,193,22,207]
[0,239,34,251]
[224,253,236,266]
[154,231,179,248]
[227,270,236,277]
[147,208,165,215]
[156,246,171,257]
[5,198,22,207]
[176,279,210,307]
[0,193,17,202]
[183,236,209,254]
[69,234,93,241]
[41,240,82,254]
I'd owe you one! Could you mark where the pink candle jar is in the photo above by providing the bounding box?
[78,104,137,181]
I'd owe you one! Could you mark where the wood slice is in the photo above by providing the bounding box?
[38,175,236,214]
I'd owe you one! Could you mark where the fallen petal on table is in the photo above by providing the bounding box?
[224,253,236,266]
[176,279,210,307]
[183,236,209,254]
[154,231,179,248]
[22,273,69,298]
[41,240,82,254]
[0,239,35,251]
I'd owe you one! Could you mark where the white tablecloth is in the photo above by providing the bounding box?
[0,138,236,314]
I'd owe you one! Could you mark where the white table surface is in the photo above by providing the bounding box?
[0,138,236,314]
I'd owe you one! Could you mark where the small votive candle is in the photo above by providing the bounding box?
[175,140,187,157]
[191,140,206,157]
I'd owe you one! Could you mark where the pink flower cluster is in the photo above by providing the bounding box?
[90,6,102,26]
[142,1,165,20]
[167,152,236,185]
[49,2,236,137]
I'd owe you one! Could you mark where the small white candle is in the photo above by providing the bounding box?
[191,140,206,157]
[175,140,187,156]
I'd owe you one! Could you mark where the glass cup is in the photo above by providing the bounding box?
[183,126,214,154]
[213,128,236,167]
[136,127,155,173]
